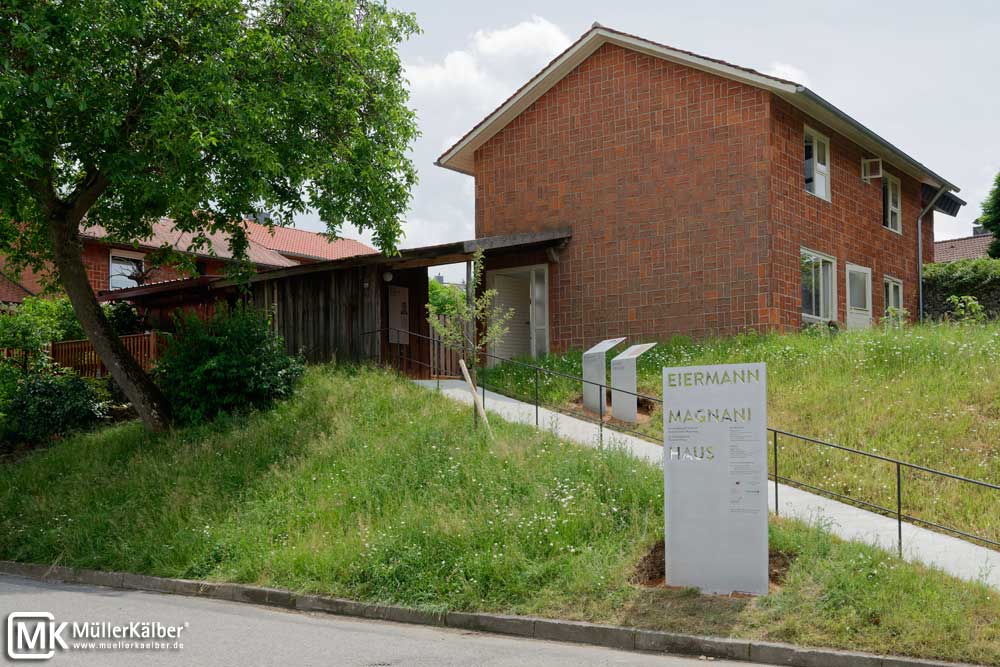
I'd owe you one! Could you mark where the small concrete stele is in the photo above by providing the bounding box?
[581,338,626,415]
[610,343,656,423]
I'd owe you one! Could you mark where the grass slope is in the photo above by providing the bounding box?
[484,323,1000,545]
[1,366,999,664]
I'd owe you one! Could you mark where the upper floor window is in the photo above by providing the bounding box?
[109,251,144,290]
[801,248,835,322]
[804,126,830,201]
[883,173,902,233]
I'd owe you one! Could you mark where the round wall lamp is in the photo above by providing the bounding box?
[382,271,394,283]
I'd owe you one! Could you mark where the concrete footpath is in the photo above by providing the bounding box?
[416,379,1000,591]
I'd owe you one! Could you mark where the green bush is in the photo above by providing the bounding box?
[427,278,465,316]
[923,258,1000,319]
[3,368,104,445]
[155,305,304,424]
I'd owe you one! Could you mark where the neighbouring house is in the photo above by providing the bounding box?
[436,24,965,357]
[934,223,992,262]
[0,218,376,305]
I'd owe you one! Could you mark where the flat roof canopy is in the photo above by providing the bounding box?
[99,229,572,302]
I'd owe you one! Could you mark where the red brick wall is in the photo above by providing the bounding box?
[475,43,771,351]
[766,96,931,328]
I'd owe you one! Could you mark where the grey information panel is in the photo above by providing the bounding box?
[582,338,626,414]
[610,343,656,423]
[662,363,768,595]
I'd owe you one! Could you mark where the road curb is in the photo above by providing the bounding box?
[0,561,977,667]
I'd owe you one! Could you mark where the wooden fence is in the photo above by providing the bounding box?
[3,332,164,378]
[429,315,462,378]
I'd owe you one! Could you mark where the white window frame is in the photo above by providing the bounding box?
[804,125,831,202]
[883,275,904,315]
[883,173,902,234]
[109,249,145,291]
[800,247,837,324]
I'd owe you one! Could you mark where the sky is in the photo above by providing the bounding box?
[296,0,1000,281]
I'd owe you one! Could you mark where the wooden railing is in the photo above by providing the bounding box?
[34,332,164,378]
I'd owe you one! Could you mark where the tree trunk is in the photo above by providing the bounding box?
[47,214,171,431]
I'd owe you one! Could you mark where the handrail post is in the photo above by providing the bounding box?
[773,429,779,516]
[598,381,604,446]
[896,462,903,557]
[534,367,540,427]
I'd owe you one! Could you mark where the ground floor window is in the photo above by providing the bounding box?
[883,276,903,315]
[801,248,835,322]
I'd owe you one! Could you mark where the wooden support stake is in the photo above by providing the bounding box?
[459,358,491,437]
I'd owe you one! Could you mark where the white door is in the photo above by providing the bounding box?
[491,273,532,360]
[845,264,872,329]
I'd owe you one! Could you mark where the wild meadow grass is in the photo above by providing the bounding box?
[484,322,1000,544]
[1,365,999,663]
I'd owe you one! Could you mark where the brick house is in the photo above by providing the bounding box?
[437,25,966,357]
[0,218,375,304]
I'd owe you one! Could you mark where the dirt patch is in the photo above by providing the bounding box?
[630,540,666,585]
[631,540,796,590]
[769,549,794,586]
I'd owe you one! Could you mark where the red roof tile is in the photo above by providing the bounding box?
[933,235,992,263]
[244,221,376,261]
[81,218,298,268]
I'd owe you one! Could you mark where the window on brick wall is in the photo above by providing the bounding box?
[109,251,144,290]
[804,126,830,201]
[883,173,902,233]
[801,248,835,322]
[883,276,903,315]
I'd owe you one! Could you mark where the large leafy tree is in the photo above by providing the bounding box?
[0,0,418,430]
[983,171,1000,258]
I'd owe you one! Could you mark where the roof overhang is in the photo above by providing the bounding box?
[436,25,962,209]
[102,230,573,302]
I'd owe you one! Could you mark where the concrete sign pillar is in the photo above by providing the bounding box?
[610,343,656,423]
[662,363,768,595]
[581,338,625,415]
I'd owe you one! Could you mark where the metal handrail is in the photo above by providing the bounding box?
[362,326,1000,553]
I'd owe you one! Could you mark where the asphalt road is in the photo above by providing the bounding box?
[1,575,753,666]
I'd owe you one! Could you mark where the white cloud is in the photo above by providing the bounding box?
[471,16,572,59]
[405,16,571,112]
[764,61,810,86]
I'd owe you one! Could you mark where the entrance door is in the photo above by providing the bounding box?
[492,273,532,360]
[845,264,872,329]
[487,265,549,363]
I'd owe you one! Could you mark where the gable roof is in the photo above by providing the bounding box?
[437,24,962,212]
[934,234,992,263]
[244,221,377,261]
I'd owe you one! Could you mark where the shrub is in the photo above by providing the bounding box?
[3,368,104,445]
[427,278,465,316]
[946,295,986,324]
[103,301,146,337]
[154,305,304,424]
[923,259,1000,319]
